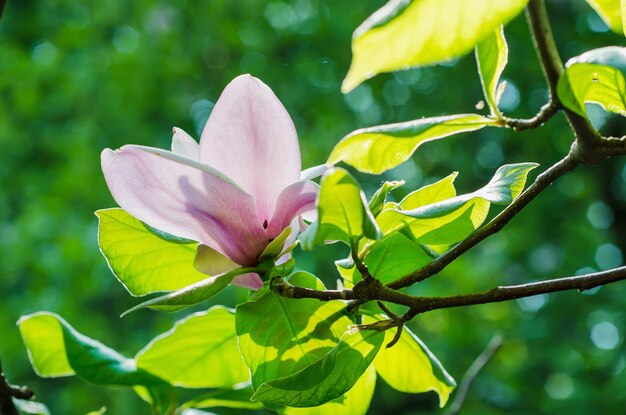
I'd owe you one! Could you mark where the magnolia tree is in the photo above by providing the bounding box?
[4,0,626,414]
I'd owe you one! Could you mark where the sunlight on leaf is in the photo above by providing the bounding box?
[96,208,207,296]
[136,307,249,388]
[251,329,384,407]
[18,312,167,387]
[476,25,509,118]
[283,364,377,415]
[121,267,255,315]
[585,0,625,35]
[301,168,381,247]
[557,46,626,118]
[329,114,497,174]
[236,272,353,391]
[365,316,455,407]
[342,0,528,92]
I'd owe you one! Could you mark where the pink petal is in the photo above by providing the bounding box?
[101,145,268,265]
[231,273,264,290]
[199,74,301,222]
[267,180,318,238]
[171,127,199,160]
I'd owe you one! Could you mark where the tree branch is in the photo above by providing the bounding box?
[401,266,626,315]
[0,360,34,415]
[444,334,503,415]
[387,152,578,290]
[525,0,601,159]
[504,101,558,131]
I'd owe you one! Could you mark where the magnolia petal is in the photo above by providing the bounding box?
[101,145,268,265]
[194,244,239,276]
[199,74,302,221]
[267,180,318,238]
[231,273,264,290]
[171,127,199,160]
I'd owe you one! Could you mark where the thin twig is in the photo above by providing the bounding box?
[504,101,558,131]
[526,0,601,159]
[388,152,578,290]
[400,266,626,315]
[444,334,503,415]
[0,360,35,415]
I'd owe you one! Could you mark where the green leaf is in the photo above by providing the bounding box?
[259,226,293,262]
[365,316,455,407]
[236,272,354,391]
[307,168,381,246]
[96,208,207,296]
[363,231,434,284]
[181,386,263,411]
[328,114,496,174]
[368,180,405,217]
[557,46,626,117]
[135,306,249,388]
[85,407,107,415]
[122,267,255,315]
[585,0,626,35]
[12,399,51,415]
[342,0,529,92]
[384,163,537,246]
[476,25,508,118]
[282,364,377,415]
[376,172,459,235]
[252,328,384,407]
[18,312,167,387]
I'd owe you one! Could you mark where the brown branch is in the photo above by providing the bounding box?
[526,0,601,159]
[387,152,578,290]
[444,334,503,415]
[274,264,626,324]
[504,101,558,131]
[0,360,34,415]
[400,266,626,315]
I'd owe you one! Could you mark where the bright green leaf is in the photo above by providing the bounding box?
[283,364,377,415]
[585,0,626,35]
[135,307,249,388]
[368,180,405,217]
[365,316,455,407]
[376,173,459,235]
[84,407,107,415]
[382,163,537,246]
[259,226,293,262]
[328,114,496,174]
[342,0,529,92]
[122,267,255,315]
[236,272,354,390]
[476,25,508,118]
[96,208,207,296]
[18,312,167,387]
[557,46,626,117]
[12,399,51,415]
[251,329,384,407]
[364,231,434,284]
[306,168,381,247]
[181,386,263,411]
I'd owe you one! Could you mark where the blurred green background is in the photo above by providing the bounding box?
[1,0,625,413]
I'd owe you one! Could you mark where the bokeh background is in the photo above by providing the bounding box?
[1,0,625,413]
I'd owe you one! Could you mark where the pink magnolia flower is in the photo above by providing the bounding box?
[101,75,321,289]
